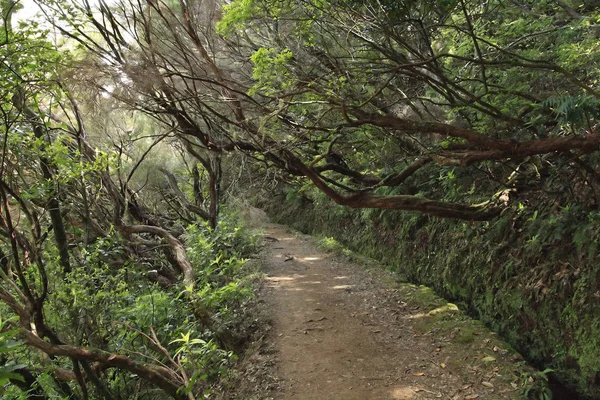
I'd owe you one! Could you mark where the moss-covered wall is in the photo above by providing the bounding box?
[263,195,600,398]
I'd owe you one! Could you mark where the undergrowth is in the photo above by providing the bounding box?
[0,212,262,399]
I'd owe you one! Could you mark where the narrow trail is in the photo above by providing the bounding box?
[259,223,524,400]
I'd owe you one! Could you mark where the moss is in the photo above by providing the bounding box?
[397,284,447,310]
[455,327,477,345]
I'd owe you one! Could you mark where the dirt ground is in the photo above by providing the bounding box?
[228,218,533,399]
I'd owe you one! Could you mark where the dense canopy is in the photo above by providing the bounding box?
[1,0,599,398]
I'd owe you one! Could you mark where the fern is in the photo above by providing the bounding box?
[543,95,600,128]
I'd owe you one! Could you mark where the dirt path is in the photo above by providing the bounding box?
[258,223,526,400]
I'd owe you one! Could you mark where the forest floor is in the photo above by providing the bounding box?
[226,216,538,399]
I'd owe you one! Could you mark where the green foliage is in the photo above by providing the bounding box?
[249,47,294,95]
[185,213,259,267]
[216,0,260,36]
[196,281,251,310]
[0,321,25,392]
[0,1,269,398]
[521,369,554,400]
[0,211,260,398]
[170,332,236,394]
[543,95,600,132]
[316,236,360,262]
[183,214,260,327]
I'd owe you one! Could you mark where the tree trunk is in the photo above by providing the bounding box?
[159,168,211,222]
[207,154,221,230]
[192,164,203,206]
[12,90,71,273]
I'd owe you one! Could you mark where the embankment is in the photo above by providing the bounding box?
[263,195,600,398]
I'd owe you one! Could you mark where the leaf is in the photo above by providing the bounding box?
[412,372,425,376]
[1,364,27,373]
[480,356,496,363]
[0,371,25,383]
[170,331,191,345]
[0,363,27,383]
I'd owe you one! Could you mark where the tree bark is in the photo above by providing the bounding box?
[118,225,195,287]
[159,168,211,222]
[288,152,499,221]
[20,329,186,400]
[12,90,71,274]
[207,154,221,230]
[192,164,203,205]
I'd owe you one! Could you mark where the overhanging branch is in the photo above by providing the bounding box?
[286,151,499,221]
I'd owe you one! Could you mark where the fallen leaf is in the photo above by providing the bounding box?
[465,395,480,399]
[493,345,500,352]
[412,372,425,376]
[481,356,496,363]
[482,381,494,388]
[414,388,436,394]
[440,363,446,368]
[435,347,442,352]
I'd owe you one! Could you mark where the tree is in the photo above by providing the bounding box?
[0,3,249,397]
[34,0,600,220]
[2,0,599,396]
[216,0,600,216]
